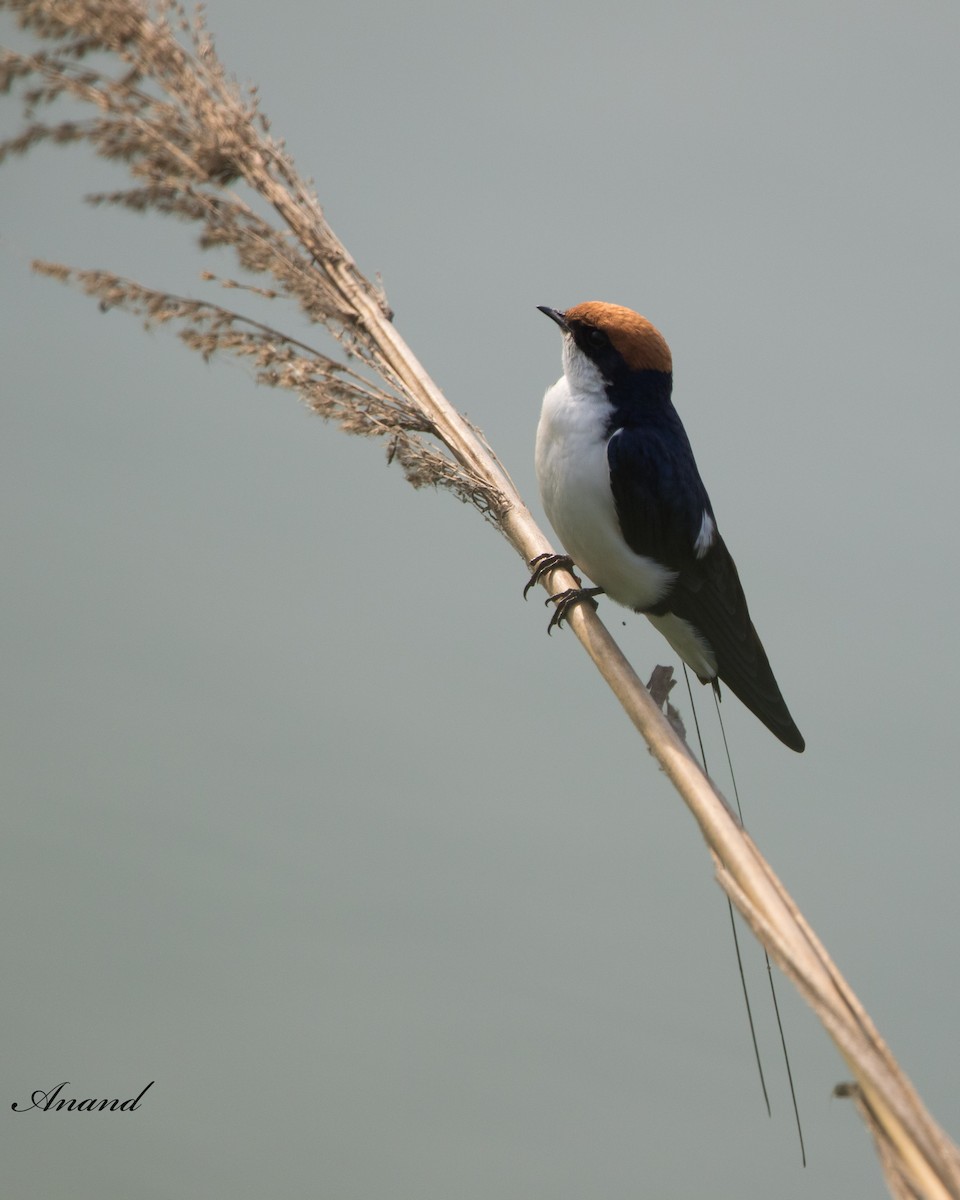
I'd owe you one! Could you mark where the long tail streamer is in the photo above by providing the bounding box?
[682,665,806,1165]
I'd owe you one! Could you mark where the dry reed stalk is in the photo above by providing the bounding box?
[2,3,958,1195]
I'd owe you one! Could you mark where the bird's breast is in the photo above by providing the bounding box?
[535,376,675,611]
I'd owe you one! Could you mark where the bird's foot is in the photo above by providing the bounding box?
[523,552,580,600]
[545,586,604,634]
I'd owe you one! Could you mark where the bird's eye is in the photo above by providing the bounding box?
[587,327,609,349]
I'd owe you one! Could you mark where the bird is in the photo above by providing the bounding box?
[530,301,804,752]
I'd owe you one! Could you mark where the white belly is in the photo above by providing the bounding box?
[535,376,675,612]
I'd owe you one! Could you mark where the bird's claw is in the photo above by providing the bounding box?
[523,554,602,632]
[523,552,580,600]
[544,587,602,634]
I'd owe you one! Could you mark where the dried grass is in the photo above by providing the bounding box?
[0,0,503,515]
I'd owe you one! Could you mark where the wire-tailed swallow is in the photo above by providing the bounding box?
[532,301,804,752]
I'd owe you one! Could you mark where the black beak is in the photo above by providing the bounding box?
[537,305,569,332]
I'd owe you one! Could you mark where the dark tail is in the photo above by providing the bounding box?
[669,535,805,753]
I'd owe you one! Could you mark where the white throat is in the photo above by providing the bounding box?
[561,336,608,401]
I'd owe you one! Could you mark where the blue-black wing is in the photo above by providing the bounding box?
[607,424,804,752]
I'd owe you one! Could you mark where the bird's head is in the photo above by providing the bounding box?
[538,302,672,395]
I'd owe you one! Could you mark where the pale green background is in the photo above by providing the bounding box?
[2,2,959,1197]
